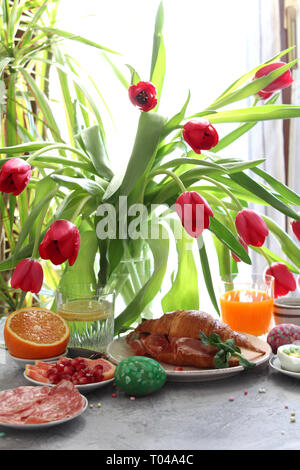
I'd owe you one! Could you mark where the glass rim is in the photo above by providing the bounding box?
[56,286,116,297]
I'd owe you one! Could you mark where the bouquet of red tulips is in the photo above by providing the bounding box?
[1,1,300,334]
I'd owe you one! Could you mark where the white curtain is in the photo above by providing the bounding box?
[246,0,286,273]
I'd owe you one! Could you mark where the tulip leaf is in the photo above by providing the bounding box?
[197,236,220,315]
[209,217,251,265]
[161,90,191,137]
[229,172,300,220]
[205,104,300,124]
[126,64,141,85]
[76,125,113,180]
[114,221,169,334]
[50,174,106,198]
[119,111,165,198]
[251,167,300,206]
[262,215,300,270]
[161,220,199,312]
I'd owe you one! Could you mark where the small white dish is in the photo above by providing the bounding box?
[23,371,114,393]
[106,335,271,383]
[0,395,88,430]
[8,350,67,367]
[269,355,300,379]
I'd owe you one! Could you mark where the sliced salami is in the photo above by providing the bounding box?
[0,381,85,425]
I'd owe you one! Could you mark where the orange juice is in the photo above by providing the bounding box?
[220,289,273,336]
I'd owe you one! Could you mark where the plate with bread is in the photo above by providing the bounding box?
[107,310,271,382]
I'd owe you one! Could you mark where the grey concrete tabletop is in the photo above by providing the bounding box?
[0,347,300,451]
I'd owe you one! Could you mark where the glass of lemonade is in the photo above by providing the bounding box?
[56,284,115,352]
[219,274,274,337]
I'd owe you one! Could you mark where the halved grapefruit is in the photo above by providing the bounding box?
[4,307,70,359]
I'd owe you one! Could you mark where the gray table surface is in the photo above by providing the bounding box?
[0,348,300,451]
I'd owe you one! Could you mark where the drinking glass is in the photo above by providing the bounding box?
[219,274,274,337]
[56,284,115,352]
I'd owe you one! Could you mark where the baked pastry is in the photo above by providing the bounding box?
[126,310,265,368]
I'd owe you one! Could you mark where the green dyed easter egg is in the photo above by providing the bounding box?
[114,356,167,396]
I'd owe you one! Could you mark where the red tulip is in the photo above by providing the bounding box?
[231,237,249,263]
[0,158,31,196]
[291,220,300,242]
[175,191,213,238]
[265,263,296,299]
[235,209,269,247]
[11,258,43,294]
[128,81,157,112]
[39,220,80,266]
[254,62,293,100]
[182,119,219,154]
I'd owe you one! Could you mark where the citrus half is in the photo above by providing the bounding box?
[4,307,70,359]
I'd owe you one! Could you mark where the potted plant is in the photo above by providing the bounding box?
[1,1,300,337]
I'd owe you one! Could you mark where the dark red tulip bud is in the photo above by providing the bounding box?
[182,119,219,154]
[0,158,31,196]
[39,220,80,266]
[175,191,214,238]
[235,209,269,247]
[254,62,293,100]
[128,81,157,112]
[231,237,249,263]
[265,263,296,299]
[291,220,300,242]
[11,258,43,294]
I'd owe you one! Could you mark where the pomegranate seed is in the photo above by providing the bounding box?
[112,393,117,398]
[63,365,75,375]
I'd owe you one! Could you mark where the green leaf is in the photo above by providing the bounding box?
[162,220,199,312]
[205,104,300,124]
[229,172,300,220]
[114,222,169,334]
[209,217,251,264]
[251,167,300,206]
[126,64,141,85]
[150,1,165,105]
[34,26,120,55]
[262,215,300,270]
[197,236,220,315]
[50,174,106,198]
[76,125,113,180]
[161,90,191,137]
[119,112,165,198]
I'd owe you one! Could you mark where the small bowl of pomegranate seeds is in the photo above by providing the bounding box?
[24,356,115,393]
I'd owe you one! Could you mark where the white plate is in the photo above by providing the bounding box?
[269,355,300,379]
[23,371,114,393]
[0,395,88,430]
[106,335,271,382]
[8,350,67,367]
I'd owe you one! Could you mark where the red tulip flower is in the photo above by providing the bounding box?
[11,258,43,294]
[291,220,300,242]
[254,62,293,100]
[265,263,296,299]
[39,220,80,266]
[175,191,214,238]
[231,237,249,263]
[235,209,269,247]
[128,81,157,112]
[182,119,219,154]
[0,158,31,196]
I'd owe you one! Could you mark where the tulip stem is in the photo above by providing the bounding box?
[140,169,186,204]
[199,176,243,211]
[201,191,237,235]
[32,204,49,259]
[254,246,272,267]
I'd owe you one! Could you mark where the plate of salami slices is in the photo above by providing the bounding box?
[0,380,88,429]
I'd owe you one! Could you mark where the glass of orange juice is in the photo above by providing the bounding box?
[219,274,274,337]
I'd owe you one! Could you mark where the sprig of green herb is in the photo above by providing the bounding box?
[199,331,256,370]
